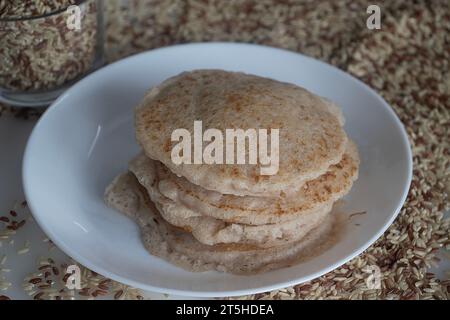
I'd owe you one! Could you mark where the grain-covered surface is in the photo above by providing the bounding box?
[1,0,449,299]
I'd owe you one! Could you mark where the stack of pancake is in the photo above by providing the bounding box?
[105,70,360,274]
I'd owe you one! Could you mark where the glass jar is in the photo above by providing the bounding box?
[0,0,104,107]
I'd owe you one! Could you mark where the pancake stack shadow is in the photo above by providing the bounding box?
[105,70,360,274]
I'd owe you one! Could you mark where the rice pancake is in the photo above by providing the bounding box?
[104,172,341,275]
[135,70,348,197]
[129,164,333,248]
[128,140,359,225]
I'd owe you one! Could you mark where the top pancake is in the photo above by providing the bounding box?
[135,70,347,196]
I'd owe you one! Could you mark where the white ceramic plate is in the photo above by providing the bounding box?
[22,43,412,297]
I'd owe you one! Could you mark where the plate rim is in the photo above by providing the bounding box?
[22,42,413,297]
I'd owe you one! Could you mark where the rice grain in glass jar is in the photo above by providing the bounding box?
[0,0,104,107]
